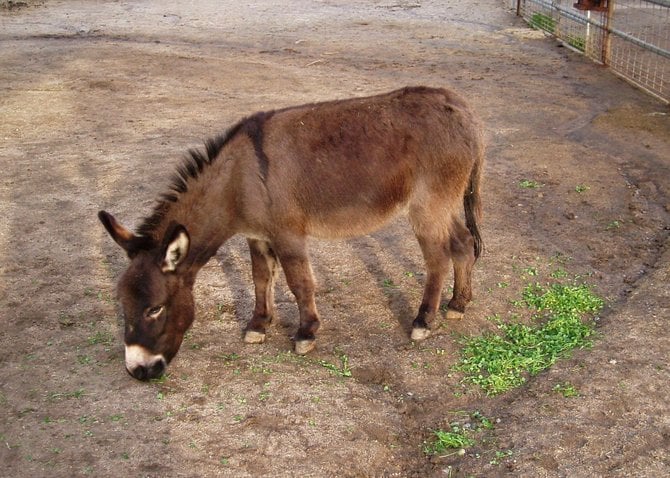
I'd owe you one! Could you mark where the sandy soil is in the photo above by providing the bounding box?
[1,1,668,476]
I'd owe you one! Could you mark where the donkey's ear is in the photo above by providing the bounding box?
[98,210,137,253]
[160,224,190,272]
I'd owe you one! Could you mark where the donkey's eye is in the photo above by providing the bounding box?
[146,305,164,319]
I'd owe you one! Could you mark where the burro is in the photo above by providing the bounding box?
[99,86,485,381]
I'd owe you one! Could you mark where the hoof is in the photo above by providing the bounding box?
[294,339,315,355]
[244,330,266,344]
[410,327,431,341]
[446,309,464,320]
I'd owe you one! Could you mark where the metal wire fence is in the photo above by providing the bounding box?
[513,0,669,102]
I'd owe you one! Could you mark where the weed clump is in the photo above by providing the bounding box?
[455,283,603,395]
[423,411,494,456]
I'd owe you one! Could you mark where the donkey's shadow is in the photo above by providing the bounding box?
[215,218,431,344]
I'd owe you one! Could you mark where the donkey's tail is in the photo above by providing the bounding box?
[464,147,484,260]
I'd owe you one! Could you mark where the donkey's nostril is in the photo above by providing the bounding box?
[127,359,166,381]
[128,364,149,381]
[147,359,166,379]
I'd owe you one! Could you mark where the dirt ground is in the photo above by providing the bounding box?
[1,1,668,477]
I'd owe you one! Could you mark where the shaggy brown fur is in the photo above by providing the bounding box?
[99,86,484,380]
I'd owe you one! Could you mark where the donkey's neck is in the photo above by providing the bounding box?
[140,151,237,270]
[177,178,236,268]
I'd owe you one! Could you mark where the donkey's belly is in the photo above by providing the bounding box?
[289,160,414,239]
[304,200,410,239]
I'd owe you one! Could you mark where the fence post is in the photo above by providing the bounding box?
[601,0,615,65]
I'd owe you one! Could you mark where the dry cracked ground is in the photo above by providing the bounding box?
[0,1,668,477]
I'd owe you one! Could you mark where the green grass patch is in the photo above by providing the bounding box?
[519,179,543,189]
[317,351,352,378]
[455,282,603,396]
[553,382,580,397]
[566,35,586,52]
[424,426,474,455]
[490,450,515,466]
[382,278,397,288]
[606,220,622,230]
[423,411,494,456]
[529,12,557,33]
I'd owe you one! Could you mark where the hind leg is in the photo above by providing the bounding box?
[446,219,476,320]
[244,239,279,344]
[410,232,452,341]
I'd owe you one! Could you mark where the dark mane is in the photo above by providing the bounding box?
[135,119,247,240]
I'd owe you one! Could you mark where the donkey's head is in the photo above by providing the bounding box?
[98,211,195,381]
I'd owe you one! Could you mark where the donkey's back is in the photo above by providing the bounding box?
[245,86,483,240]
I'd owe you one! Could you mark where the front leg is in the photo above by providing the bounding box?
[273,235,320,355]
[244,238,278,344]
